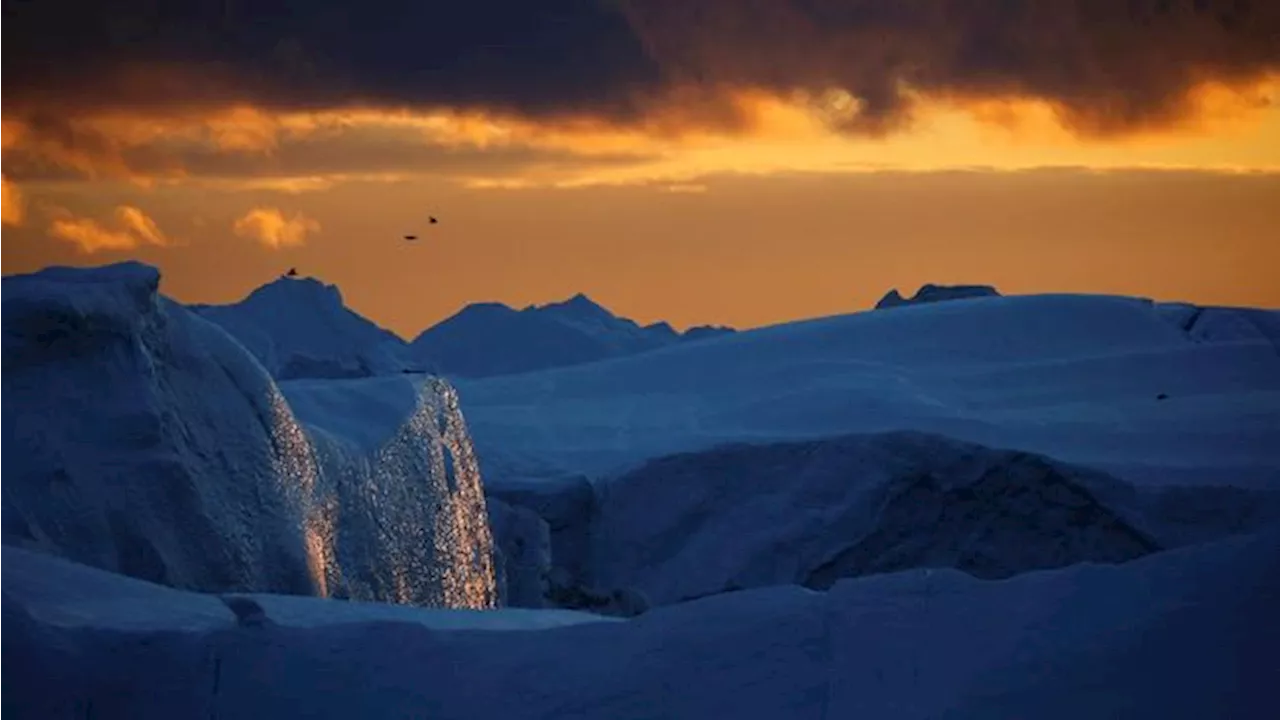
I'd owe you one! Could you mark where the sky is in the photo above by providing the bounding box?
[3,0,1279,337]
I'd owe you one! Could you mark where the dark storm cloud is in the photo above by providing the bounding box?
[1,0,664,118]
[3,0,1278,136]
[617,0,1280,135]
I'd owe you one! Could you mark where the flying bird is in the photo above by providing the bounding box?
[403,234,418,241]
[429,216,439,225]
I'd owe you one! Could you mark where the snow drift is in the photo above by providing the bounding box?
[191,275,415,379]
[2,263,495,608]
[4,527,1276,719]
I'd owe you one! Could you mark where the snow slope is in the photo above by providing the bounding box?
[2,263,495,608]
[453,293,1280,488]
[410,293,735,378]
[4,527,1277,719]
[192,275,415,379]
[589,431,1280,607]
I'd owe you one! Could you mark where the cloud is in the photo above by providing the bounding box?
[617,0,1280,137]
[47,205,171,253]
[2,176,25,226]
[2,0,659,120]
[3,0,1277,140]
[117,205,167,246]
[0,108,657,187]
[233,208,320,249]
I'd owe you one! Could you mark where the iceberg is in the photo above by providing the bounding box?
[2,263,496,608]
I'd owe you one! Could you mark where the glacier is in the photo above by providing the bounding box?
[2,262,496,608]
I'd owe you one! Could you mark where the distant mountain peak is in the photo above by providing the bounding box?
[411,292,735,378]
[192,273,413,380]
[535,293,612,319]
[876,284,1001,310]
[247,275,345,308]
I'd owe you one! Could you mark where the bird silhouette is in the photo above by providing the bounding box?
[285,267,298,277]
[403,234,418,241]
[429,216,439,225]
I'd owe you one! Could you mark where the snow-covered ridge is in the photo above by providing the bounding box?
[191,275,416,380]
[408,292,736,378]
[2,262,495,608]
[190,274,737,380]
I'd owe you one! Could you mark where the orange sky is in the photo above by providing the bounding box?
[4,79,1280,337]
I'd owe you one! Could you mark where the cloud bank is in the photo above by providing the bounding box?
[4,0,1275,134]
[3,1,1276,190]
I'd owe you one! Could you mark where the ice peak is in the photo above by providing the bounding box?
[538,292,611,319]
[245,275,345,310]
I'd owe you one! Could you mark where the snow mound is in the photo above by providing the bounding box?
[876,283,1001,309]
[4,526,1276,719]
[410,292,735,378]
[192,275,415,380]
[2,263,495,609]
[454,292,1280,487]
[591,432,1214,606]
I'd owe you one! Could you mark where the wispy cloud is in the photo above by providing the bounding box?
[2,175,24,226]
[232,207,320,249]
[47,205,172,253]
[116,205,167,246]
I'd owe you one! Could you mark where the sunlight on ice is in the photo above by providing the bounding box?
[374,378,498,609]
[264,378,496,609]
[265,385,336,598]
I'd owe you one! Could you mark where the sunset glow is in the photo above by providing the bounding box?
[4,0,1278,333]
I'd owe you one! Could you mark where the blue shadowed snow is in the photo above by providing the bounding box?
[3,528,1277,719]
[453,293,1280,487]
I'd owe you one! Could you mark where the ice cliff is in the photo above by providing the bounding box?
[2,262,496,608]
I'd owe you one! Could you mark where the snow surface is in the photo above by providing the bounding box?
[588,431,1280,607]
[1,546,612,633]
[453,293,1280,489]
[191,275,416,379]
[410,292,736,378]
[2,263,496,609]
[4,527,1277,719]
[5,264,1279,718]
